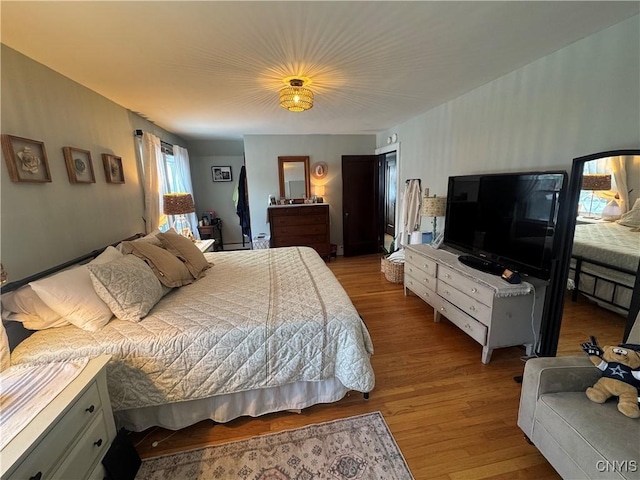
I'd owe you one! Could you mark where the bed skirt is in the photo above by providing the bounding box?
[114,378,350,432]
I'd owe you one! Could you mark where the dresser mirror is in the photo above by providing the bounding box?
[278,156,310,199]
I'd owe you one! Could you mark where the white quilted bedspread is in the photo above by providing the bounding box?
[572,222,639,271]
[11,247,375,411]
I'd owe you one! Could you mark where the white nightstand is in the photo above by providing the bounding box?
[195,238,215,252]
[0,355,116,480]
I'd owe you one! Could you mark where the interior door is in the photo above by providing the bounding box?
[383,152,397,236]
[342,155,382,256]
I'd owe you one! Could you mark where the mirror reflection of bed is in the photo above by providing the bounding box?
[559,153,640,350]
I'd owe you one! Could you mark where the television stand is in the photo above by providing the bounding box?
[458,255,504,276]
[404,245,547,364]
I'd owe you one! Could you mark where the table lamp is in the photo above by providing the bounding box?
[581,174,611,218]
[421,194,447,241]
[163,193,196,239]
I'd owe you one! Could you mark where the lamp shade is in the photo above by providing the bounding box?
[280,79,313,112]
[581,174,611,191]
[163,193,195,215]
[314,185,325,197]
[422,196,447,217]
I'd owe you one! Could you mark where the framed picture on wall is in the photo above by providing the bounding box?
[212,166,232,182]
[63,146,95,184]
[102,153,125,184]
[1,134,52,183]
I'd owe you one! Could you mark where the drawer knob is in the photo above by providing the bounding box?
[86,405,95,413]
[469,305,476,312]
[29,472,42,480]
[440,306,446,312]
[445,273,451,279]
[443,290,450,296]
[94,438,103,447]
[471,288,478,293]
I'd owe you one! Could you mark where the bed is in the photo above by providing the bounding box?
[569,221,639,315]
[2,243,375,432]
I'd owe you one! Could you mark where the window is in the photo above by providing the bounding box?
[578,158,617,218]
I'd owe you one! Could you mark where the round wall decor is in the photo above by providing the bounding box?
[311,162,328,179]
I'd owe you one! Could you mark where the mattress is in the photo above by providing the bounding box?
[11,247,375,412]
[571,222,639,273]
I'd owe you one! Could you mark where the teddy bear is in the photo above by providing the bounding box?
[581,337,640,418]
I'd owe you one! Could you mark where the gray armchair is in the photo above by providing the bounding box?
[518,315,640,479]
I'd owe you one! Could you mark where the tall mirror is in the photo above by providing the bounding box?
[542,150,640,356]
[278,156,310,200]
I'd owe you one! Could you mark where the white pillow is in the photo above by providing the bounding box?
[1,286,70,330]
[29,246,122,332]
[88,255,163,322]
[616,198,640,228]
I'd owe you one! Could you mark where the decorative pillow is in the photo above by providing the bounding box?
[0,321,10,372]
[158,230,211,278]
[29,246,122,332]
[88,255,163,322]
[1,286,70,329]
[118,230,163,254]
[123,241,194,288]
[616,198,640,228]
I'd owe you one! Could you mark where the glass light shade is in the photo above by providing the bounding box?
[280,79,313,112]
[314,185,325,196]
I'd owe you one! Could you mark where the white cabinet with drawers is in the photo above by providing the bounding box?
[1,355,116,480]
[404,245,547,363]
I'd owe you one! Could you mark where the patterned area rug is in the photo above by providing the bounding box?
[136,412,413,480]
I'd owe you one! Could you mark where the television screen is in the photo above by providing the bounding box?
[443,171,567,279]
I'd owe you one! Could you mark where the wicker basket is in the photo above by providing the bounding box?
[381,256,404,284]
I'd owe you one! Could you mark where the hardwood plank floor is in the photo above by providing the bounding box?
[131,254,626,479]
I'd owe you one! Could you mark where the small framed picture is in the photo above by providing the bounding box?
[63,146,95,184]
[212,166,232,182]
[102,154,125,184]
[1,134,52,183]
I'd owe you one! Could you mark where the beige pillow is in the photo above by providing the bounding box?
[1,286,70,329]
[88,255,163,322]
[158,230,211,278]
[0,321,10,372]
[123,241,194,288]
[616,198,640,228]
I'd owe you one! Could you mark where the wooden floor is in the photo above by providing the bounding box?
[132,254,627,479]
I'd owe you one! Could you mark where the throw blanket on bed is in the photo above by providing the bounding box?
[11,247,375,411]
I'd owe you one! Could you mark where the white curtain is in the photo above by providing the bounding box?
[400,179,422,247]
[140,132,167,234]
[609,156,629,213]
[172,145,200,240]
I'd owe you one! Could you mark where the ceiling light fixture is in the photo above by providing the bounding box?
[280,78,313,112]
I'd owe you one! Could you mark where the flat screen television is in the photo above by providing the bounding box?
[443,171,567,280]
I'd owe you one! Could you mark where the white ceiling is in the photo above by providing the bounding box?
[2,1,638,141]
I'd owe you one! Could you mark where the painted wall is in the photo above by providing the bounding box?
[187,140,245,247]
[1,45,184,280]
[243,135,376,247]
[377,15,640,229]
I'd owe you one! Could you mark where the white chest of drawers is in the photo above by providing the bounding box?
[1,355,116,480]
[404,245,547,363]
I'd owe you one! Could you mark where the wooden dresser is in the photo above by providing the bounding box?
[268,204,330,258]
[404,245,547,363]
